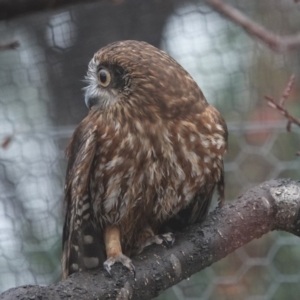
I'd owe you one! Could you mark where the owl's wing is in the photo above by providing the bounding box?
[160,162,225,234]
[190,162,225,224]
[161,105,227,233]
[160,185,214,233]
[62,123,105,280]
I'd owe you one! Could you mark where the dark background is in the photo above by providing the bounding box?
[0,0,300,299]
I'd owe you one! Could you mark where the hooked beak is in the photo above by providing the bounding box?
[85,92,99,110]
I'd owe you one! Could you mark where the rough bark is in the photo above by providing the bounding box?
[1,178,300,300]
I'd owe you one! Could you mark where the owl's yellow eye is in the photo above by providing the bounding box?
[98,69,111,87]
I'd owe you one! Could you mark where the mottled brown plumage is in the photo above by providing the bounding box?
[62,40,227,279]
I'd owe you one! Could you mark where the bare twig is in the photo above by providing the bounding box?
[208,0,300,52]
[265,75,299,132]
[0,40,19,51]
[279,75,295,106]
[266,96,300,131]
[1,179,300,300]
[1,136,13,149]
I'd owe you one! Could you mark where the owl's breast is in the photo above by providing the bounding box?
[89,113,226,227]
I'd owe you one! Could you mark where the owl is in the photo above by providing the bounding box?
[62,40,227,279]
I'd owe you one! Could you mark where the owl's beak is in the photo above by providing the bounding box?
[85,93,98,110]
[84,87,115,110]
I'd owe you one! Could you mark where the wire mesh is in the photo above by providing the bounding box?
[0,0,300,299]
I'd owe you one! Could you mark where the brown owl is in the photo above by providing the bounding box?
[62,40,227,279]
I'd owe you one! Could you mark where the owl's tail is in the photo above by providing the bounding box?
[61,194,105,280]
[62,125,106,280]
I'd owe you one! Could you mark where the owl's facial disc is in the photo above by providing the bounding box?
[84,58,128,110]
[84,60,116,110]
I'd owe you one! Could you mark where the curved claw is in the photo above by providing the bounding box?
[103,261,112,277]
[103,254,135,277]
[160,232,175,248]
[130,262,136,278]
[135,232,176,254]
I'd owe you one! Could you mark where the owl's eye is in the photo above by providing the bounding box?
[98,69,111,87]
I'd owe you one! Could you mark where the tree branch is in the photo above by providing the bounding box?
[0,40,19,51]
[0,0,106,20]
[208,0,300,52]
[265,75,299,131]
[1,178,300,300]
[2,0,300,53]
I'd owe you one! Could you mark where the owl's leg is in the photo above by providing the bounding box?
[134,225,175,255]
[103,225,135,276]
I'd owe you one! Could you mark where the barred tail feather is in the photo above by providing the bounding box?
[62,195,105,280]
[62,125,105,279]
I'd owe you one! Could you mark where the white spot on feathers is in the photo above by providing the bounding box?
[83,257,99,268]
[82,202,90,212]
[216,124,224,131]
[71,263,79,271]
[83,235,94,244]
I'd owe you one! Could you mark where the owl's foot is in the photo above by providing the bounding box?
[136,232,175,254]
[159,232,175,248]
[103,253,135,277]
[151,232,175,248]
[103,225,135,277]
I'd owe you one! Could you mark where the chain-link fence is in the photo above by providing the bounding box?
[1,0,300,299]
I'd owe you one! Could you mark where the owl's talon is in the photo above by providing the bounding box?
[160,232,175,248]
[131,263,136,278]
[103,263,112,277]
[135,232,175,254]
[103,254,135,276]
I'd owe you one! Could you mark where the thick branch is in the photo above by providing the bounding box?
[208,0,300,52]
[1,178,300,300]
[0,0,106,20]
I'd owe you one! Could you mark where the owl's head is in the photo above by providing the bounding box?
[84,40,205,116]
[84,45,130,110]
